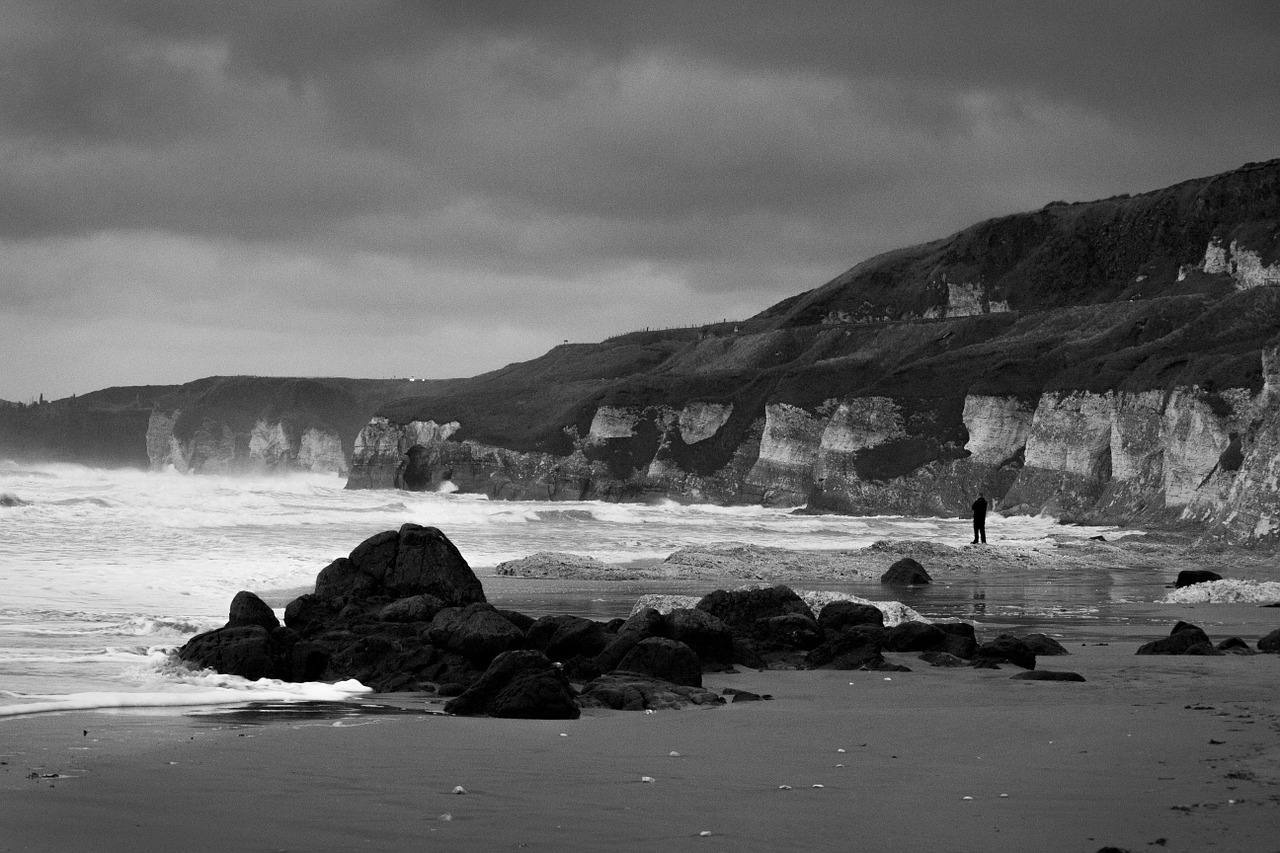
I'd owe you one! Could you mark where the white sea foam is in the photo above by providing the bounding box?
[0,678,371,718]
[1161,579,1280,604]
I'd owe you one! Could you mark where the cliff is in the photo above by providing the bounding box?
[346,159,1280,544]
[144,376,444,475]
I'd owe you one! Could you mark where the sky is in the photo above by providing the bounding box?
[2,1,1278,402]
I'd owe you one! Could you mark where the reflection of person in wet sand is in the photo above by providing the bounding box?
[971,493,987,544]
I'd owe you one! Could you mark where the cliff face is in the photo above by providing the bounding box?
[347,159,1280,544]
[143,376,440,476]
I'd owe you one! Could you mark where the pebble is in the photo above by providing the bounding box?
[963,796,973,801]
[669,751,681,757]
[812,784,824,788]
[438,813,452,822]
[452,786,467,795]
[1000,793,1009,798]
[641,776,656,784]
[837,748,846,753]
[699,831,712,837]
[778,785,792,790]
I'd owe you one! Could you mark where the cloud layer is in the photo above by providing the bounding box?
[3,1,1278,399]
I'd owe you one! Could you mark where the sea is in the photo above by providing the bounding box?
[0,461,1198,719]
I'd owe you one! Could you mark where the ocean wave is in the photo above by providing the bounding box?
[1161,579,1280,604]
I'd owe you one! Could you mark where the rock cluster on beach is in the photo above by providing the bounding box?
[178,526,1279,719]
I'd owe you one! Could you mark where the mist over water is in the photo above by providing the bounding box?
[0,462,1128,716]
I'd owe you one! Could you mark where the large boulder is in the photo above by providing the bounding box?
[818,600,885,632]
[525,615,610,662]
[695,586,814,634]
[974,635,1036,669]
[428,603,526,666]
[379,593,446,624]
[578,672,725,711]
[1020,633,1070,656]
[1136,622,1216,656]
[616,637,703,687]
[592,607,666,672]
[1175,570,1223,588]
[178,625,290,681]
[805,626,887,670]
[664,608,735,663]
[881,558,932,585]
[314,525,486,606]
[443,650,580,719]
[227,591,280,631]
[750,613,824,652]
[1257,628,1280,652]
[884,621,947,652]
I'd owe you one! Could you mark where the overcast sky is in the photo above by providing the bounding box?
[2,1,1278,401]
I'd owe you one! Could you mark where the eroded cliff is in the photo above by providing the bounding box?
[347,159,1280,544]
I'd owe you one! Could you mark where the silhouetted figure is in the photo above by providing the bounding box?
[971,494,987,544]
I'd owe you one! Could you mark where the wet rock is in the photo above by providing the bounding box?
[443,650,580,719]
[1175,570,1223,588]
[805,627,886,670]
[664,608,734,663]
[616,637,703,687]
[884,621,947,652]
[592,607,666,672]
[881,558,931,585]
[178,625,290,681]
[751,613,824,651]
[817,600,885,632]
[314,525,486,606]
[695,585,814,633]
[499,609,536,633]
[919,651,970,667]
[1011,670,1086,682]
[1136,622,1214,655]
[428,603,526,666]
[1258,628,1280,652]
[526,614,610,662]
[1216,636,1255,655]
[1020,633,1070,656]
[721,688,766,702]
[975,635,1036,669]
[379,593,446,624]
[283,594,335,634]
[227,590,280,632]
[578,672,725,711]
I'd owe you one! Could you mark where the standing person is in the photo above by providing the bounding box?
[971,493,988,544]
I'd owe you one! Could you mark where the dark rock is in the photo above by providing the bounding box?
[935,622,977,640]
[1020,633,1069,656]
[1216,636,1255,655]
[348,530,400,583]
[593,608,666,672]
[227,590,280,631]
[603,617,626,633]
[817,600,885,631]
[751,613,824,651]
[695,586,814,633]
[283,594,335,634]
[1010,670,1086,682]
[975,635,1036,669]
[379,594,446,623]
[616,637,703,687]
[1175,570,1223,588]
[499,609,536,633]
[664,608,734,663]
[289,641,329,681]
[1257,628,1280,652]
[443,650,579,719]
[805,627,886,670]
[578,672,725,711]
[919,651,970,667]
[314,558,375,601]
[938,633,978,659]
[721,688,766,702]
[437,682,466,697]
[178,625,289,681]
[1136,622,1213,655]
[386,524,487,604]
[970,658,1002,669]
[730,636,767,669]
[884,621,947,652]
[881,558,931,585]
[427,603,526,666]
[526,614,610,662]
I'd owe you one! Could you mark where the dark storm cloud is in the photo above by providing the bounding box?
[2,0,1278,399]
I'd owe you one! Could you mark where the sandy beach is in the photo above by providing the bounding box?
[4,630,1278,853]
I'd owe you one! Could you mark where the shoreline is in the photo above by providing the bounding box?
[4,642,1278,852]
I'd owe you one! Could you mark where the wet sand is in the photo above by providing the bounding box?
[4,641,1279,853]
